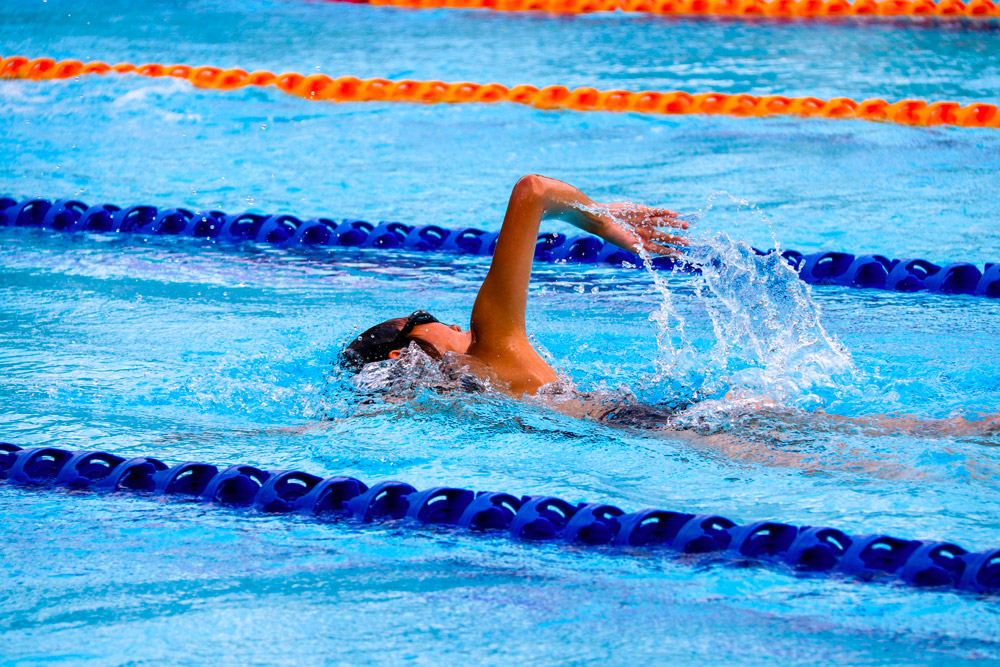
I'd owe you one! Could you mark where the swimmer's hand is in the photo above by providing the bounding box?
[592,202,689,257]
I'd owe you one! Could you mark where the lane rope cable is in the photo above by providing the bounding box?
[358,0,1000,20]
[2,56,998,129]
[1,442,998,595]
[3,197,998,298]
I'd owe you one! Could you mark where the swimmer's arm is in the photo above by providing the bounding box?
[153,420,327,445]
[812,410,1000,437]
[471,175,687,341]
[471,175,556,340]
[539,180,688,256]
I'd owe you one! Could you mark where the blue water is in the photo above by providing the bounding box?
[2,1,1000,664]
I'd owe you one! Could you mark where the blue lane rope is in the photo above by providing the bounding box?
[2,197,998,298]
[2,442,998,594]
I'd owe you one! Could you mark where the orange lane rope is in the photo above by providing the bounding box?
[365,0,1000,19]
[2,56,998,128]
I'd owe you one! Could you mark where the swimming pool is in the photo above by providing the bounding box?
[3,0,1000,663]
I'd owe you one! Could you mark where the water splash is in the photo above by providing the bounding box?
[349,343,492,399]
[628,194,858,420]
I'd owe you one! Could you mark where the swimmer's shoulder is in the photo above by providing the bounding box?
[466,338,560,397]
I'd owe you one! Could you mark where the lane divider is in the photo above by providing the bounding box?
[2,197,998,298]
[362,0,1000,19]
[1,442,998,594]
[2,55,998,128]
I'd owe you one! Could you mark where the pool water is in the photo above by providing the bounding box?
[2,0,1000,664]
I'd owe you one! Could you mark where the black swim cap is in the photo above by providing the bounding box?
[340,311,440,372]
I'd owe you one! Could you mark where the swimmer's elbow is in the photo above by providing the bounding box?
[512,174,551,205]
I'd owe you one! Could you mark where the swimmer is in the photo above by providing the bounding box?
[342,174,688,398]
[341,175,1000,448]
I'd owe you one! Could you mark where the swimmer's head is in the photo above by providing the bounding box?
[340,310,472,373]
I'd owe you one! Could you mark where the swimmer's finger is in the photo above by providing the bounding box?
[643,241,682,257]
[654,215,689,230]
[649,230,689,246]
[647,207,679,218]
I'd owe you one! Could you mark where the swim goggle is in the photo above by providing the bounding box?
[393,310,441,345]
